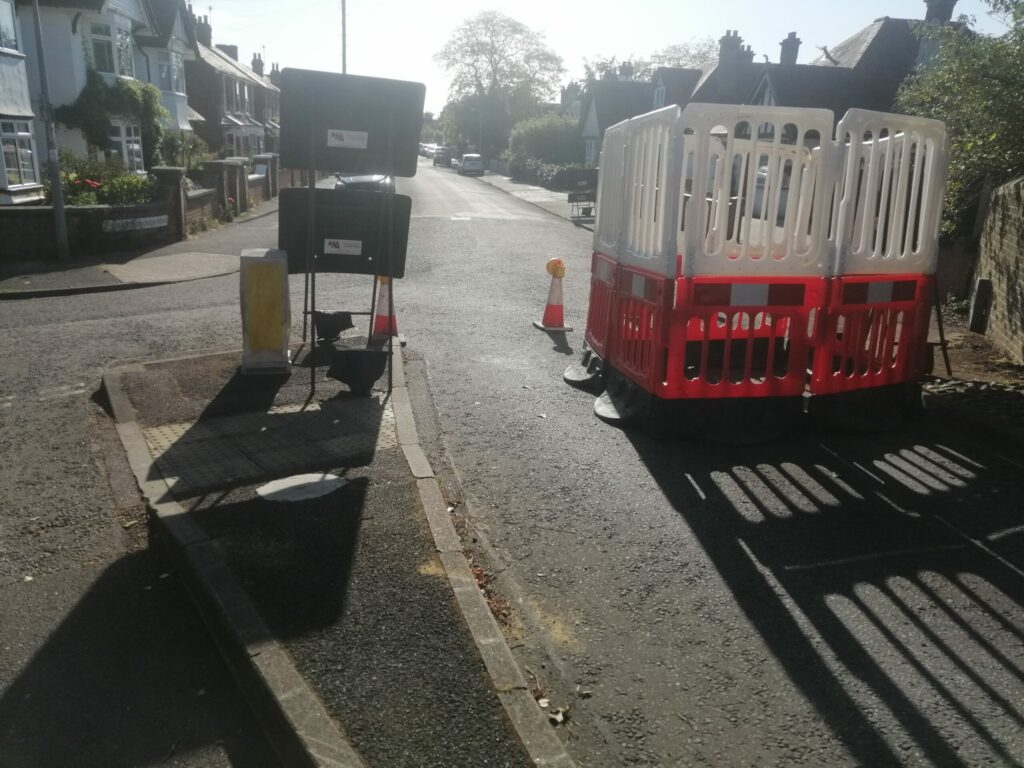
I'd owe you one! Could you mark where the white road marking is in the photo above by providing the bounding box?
[450,216,472,221]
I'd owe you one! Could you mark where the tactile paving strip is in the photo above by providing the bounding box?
[142,401,397,498]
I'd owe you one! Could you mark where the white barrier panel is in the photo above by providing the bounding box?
[591,104,948,281]
[594,119,628,260]
[617,106,682,277]
[240,249,291,373]
[832,110,948,276]
[679,103,835,278]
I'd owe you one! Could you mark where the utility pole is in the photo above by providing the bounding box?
[341,0,347,73]
[30,0,69,261]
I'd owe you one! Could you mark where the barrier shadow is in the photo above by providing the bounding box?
[626,419,1024,767]
[0,549,277,767]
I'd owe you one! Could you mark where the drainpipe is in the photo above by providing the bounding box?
[30,0,69,260]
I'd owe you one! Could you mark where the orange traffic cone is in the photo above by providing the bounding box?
[371,276,399,339]
[533,258,573,332]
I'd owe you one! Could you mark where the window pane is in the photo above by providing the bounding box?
[1,121,13,133]
[116,28,134,77]
[17,138,36,183]
[3,137,21,186]
[0,0,17,50]
[91,23,111,37]
[93,40,114,72]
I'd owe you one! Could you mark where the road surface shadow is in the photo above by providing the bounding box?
[628,418,1024,767]
[0,546,278,767]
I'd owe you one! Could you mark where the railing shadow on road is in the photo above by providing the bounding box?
[0,548,278,767]
[625,418,1024,767]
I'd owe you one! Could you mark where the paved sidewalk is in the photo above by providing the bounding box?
[475,172,594,230]
[104,342,573,768]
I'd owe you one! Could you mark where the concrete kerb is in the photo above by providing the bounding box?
[390,350,579,768]
[100,366,367,768]
[0,266,240,300]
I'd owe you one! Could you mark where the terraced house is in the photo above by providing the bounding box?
[15,0,199,173]
[184,12,278,158]
[0,0,42,204]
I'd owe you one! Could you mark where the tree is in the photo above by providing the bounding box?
[508,115,583,164]
[583,56,651,82]
[581,38,717,83]
[435,11,564,102]
[651,37,718,68]
[896,1,1024,235]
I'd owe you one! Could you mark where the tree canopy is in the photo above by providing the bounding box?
[434,11,564,102]
[896,1,1024,235]
[582,38,717,82]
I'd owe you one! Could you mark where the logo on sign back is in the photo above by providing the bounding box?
[326,129,369,150]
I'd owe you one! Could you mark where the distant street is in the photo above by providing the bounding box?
[2,159,1023,766]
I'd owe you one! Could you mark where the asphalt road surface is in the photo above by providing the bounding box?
[3,159,1023,767]
[398,159,1024,768]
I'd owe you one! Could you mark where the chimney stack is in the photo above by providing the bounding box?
[924,0,957,22]
[269,63,282,88]
[718,30,743,65]
[740,44,754,64]
[216,44,239,61]
[251,52,264,75]
[197,15,211,48]
[780,32,801,65]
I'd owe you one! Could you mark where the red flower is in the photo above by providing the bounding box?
[227,196,236,204]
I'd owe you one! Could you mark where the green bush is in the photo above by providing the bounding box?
[95,173,157,205]
[508,115,583,165]
[52,150,158,206]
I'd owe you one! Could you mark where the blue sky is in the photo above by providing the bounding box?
[201,0,1010,112]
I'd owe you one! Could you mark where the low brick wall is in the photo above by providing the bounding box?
[185,188,218,234]
[975,177,1024,363]
[0,193,178,261]
[247,174,267,207]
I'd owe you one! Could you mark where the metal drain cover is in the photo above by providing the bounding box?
[256,473,348,502]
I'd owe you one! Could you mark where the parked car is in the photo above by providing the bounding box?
[458,154,484,176]
[334,173,395,193]
[433,147,452,167]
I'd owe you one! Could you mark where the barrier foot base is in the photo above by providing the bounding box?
[564,347,604,393]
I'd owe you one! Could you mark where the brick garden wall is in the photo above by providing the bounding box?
[975,177,1024,363]
[0,195,176,261]
[185,189,218,234]
[247,174,267,206]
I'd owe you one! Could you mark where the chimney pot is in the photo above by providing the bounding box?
[924,0,957,23]
[780,31,802,65]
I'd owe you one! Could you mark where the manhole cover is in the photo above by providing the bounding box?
[256,473,348,502]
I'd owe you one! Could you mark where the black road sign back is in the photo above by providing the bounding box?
[278,188,411,277]
[279,69,425,176]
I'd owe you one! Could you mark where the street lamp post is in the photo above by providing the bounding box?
[341,0,347,74]
[30,0,69,261]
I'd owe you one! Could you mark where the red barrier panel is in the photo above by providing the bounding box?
[584,252,618,359]
[606,268,823,399]
[607,265,673,391]
[663,276,823,399]
[811,274,932,395]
